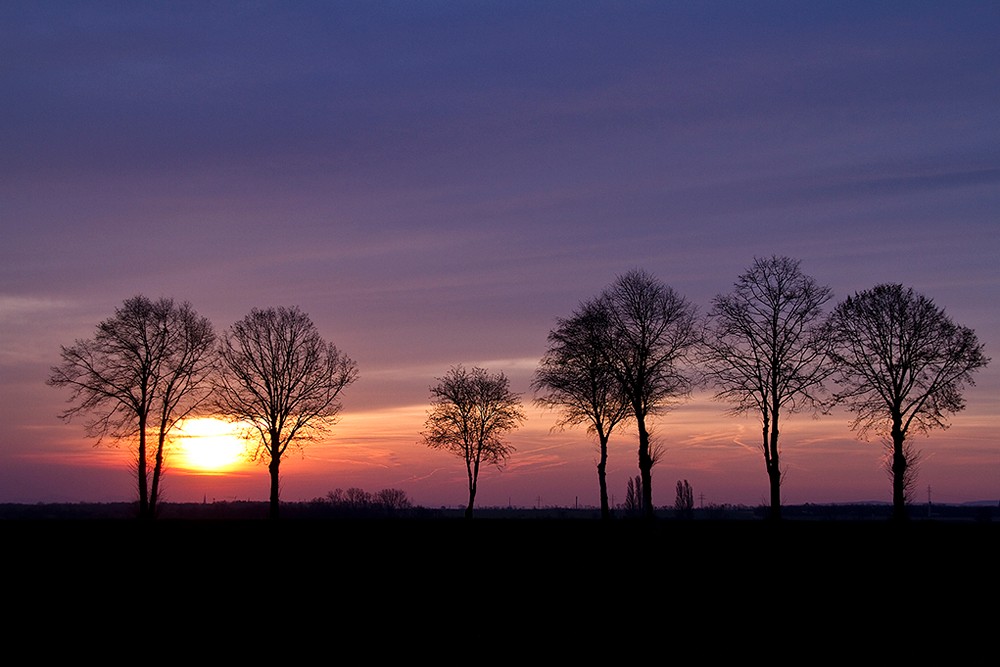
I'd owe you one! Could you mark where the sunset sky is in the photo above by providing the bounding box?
[2,1,998,510]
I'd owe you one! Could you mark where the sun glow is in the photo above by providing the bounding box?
[174,417,250,473]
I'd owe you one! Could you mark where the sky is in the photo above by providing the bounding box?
[2,1,998,510]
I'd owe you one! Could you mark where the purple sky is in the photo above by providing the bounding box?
[2,1,998,509]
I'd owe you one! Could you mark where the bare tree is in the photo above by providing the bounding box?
[47,295,216,519]
[674,479,694,520]
[533,301,631,520]
[824,284,989,521]
[597,269,701,520]
[325,487,412,516]
[213,306,358,520]
[700,256,834,520]
[374,488,413,513]
[421,365,525,519]
[624,475,642,517]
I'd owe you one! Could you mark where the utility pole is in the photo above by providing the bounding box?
[699,492,705,508]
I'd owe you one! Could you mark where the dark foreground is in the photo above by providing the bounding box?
[7,508,998,659]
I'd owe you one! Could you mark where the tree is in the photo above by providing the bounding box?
[597,269,701,520]
[47,295,216,519]
[213,306,358,520]
[324,487,412,516]
[823,284,989,521]
[533,301,631,520]
[624,475,642,517]
[374,488,413,513]
[674,479,694,520]
[700,256,834,520]
[421,365,525,519]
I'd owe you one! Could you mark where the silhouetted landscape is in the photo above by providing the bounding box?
[7,5,999,655]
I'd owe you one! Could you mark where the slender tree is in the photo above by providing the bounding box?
[674,479,694,520]
[824,284,989,521]
[47,295,216,519]
[597,269,701,520]
[624,475,642,517]
[700,256,834,520]
[213,306,358,520]
[533,301,631,520]
[421,365,525,519]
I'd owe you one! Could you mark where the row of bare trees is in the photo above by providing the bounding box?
[48,301,358,519]
[532,257,989,522]
[48,255,989,522]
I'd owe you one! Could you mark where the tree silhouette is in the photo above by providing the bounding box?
[674,479,694,520]
[624,475,642,517]
[700,256,834,520]
[47,295,216,519]
[213,306,358,520]
[324,487,412,516]
[824,284,989,521]
[533,300,631,520]
[596,269,701,520]
[421,365,525,519]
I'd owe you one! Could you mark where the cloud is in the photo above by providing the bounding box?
[0,295,72,319]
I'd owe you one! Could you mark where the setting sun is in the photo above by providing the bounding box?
[173,418,250,473]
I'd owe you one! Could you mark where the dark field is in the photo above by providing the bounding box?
[7,504,997,659]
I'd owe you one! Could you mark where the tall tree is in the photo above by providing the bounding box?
[48,295,216,519]
[624,475,642,517]
[823,284,989,521]
[213,306,358,520]
[674,479,694,520]
[533,301,631,520]
[597,269,701,520]
[421,365,525,519]
[700,256,834,520]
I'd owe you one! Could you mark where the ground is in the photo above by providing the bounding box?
[6,506,996,659]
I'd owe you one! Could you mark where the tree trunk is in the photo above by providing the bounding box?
[149,429,166,520]
[137,413,150,520]
[767,463,781,520]
[466,472,477,520]
[598,435,610,520]
[465,488,475,520]
[269,449,281,520]
[767,410,782,521]
[891,415,908,522]
[637,415,654,520]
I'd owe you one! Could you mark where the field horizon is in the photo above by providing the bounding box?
[3,498,997,522]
